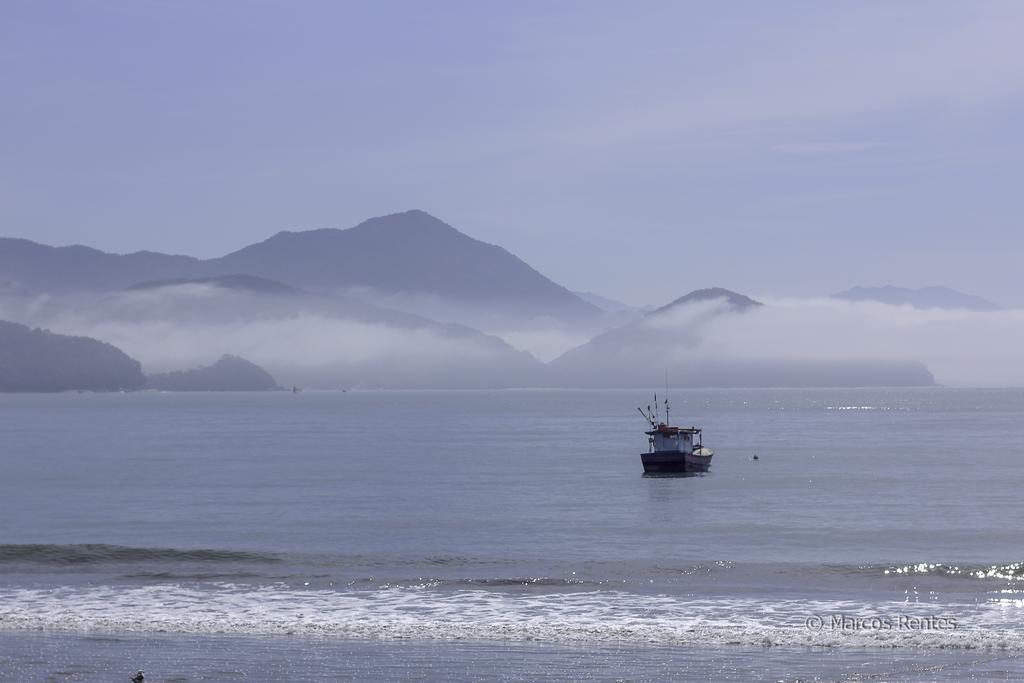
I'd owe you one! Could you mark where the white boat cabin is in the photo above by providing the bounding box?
[646,425,701,453]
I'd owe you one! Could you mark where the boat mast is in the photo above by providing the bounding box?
[664,370,670,427]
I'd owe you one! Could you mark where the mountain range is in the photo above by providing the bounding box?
[0,210,972,388]
[0,210,599,325]
[832,286,1000,312]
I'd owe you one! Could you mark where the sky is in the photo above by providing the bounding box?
[2,1,1023,307]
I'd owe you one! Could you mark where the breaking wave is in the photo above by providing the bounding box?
[0,544,282,566]
[1,583,1023,650]
[5,545,1024,592]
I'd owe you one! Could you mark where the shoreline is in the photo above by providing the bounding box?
[4,631,1024,682]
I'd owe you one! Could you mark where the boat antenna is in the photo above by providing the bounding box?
[664,370,670,426]
[654,393,659,424]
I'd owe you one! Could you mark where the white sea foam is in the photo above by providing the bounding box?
[1,584,1022,649]
[826,405,889,411]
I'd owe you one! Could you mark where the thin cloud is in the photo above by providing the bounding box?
[772,142,883,156]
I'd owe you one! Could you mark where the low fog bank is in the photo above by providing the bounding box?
[0,285,543,389]
[550,297,1024,388]
[2,285,1023,389]
[717,297,1024,387]
[82,316,540,389]
[339,285,640,362]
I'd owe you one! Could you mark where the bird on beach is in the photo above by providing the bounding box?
[131,672,145,683]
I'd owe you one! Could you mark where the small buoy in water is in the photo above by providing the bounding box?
[752,454,759,461]
[131,672,145,683]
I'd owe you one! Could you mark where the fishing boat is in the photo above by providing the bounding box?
[638,395,713,473]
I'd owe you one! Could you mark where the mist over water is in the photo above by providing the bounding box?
[2,284,1023,387]
[649,297,1024,387]
[0,285,542,388]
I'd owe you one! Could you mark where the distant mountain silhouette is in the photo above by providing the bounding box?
[652,287,763,314]
[555,287,758,360]
[547,288,935,387]
[0,210,599,323]
[147,355,281,391]
[208,210,599,322]
[832,286,999,312]
[130,274,301,295]
[0,320,145,392]
[573,291,643,313]
[0,238,201,292]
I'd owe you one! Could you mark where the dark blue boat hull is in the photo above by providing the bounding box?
[641,451,713,474]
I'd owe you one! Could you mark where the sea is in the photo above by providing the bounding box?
[1,388,1023,681]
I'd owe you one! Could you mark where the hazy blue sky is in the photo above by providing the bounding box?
[3,1,1022,305]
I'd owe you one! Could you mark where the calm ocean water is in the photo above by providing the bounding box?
[2,388,1023,681]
